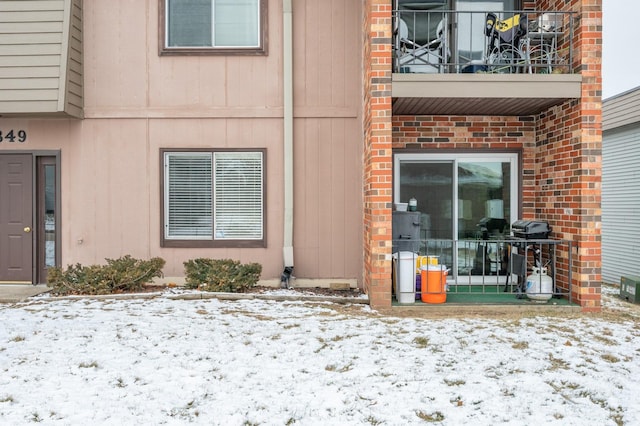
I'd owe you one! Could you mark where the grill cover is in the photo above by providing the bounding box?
[511,220,551,239]
[392,211,421,253]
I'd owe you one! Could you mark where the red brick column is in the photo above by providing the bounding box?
[363,0,393,308]
[534,0,602,311]
[578,0,603,311]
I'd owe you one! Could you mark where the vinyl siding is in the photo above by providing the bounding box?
[602,87,640,131]
[602,123,640,284]
[0,0,83,117]
[60,0,82,117]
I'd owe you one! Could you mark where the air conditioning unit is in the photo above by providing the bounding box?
[620,275,640,304]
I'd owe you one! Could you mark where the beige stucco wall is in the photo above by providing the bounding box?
[0,0,363,285]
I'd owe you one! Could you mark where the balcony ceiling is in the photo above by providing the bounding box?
[392,73,582,116]
[393,96,572,116]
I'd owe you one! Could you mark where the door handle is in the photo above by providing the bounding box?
[23,226,31,233]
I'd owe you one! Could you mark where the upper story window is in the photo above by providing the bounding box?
[160,0,267,55]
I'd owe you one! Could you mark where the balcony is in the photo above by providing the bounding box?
[392,237,575,306]
[392,9,581,116]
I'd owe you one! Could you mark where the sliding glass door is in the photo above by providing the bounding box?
[394,152,518,280]
[453,0,519,65]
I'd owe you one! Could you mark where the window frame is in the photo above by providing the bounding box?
[393,150,520,281]
[160,148,267,248]
[393,151,520,232]
[158,0,268,56]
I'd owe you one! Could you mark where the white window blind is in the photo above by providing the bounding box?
[214,0,260,47]
[167,0,260,48]
[165,152,213,239]
[214,152,263,240]
[163,150,264,243]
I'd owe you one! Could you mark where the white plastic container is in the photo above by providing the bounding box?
[526,267,553,301]
[395,203,408,212]
[393,251,416,303]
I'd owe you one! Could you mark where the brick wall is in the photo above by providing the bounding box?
[392,114,579,302]
[392,101,600,312]
[537,0,603,311]
[364,0,393,308]
[364,0,601,311]
[392,115,538,217]
[531,0,602,311]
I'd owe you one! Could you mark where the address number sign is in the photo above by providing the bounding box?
[0,130,27,143]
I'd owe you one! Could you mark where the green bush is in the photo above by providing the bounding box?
[48,255,166,296]
[183,258,262,292]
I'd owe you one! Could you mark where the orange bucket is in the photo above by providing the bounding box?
[420,265,447,304]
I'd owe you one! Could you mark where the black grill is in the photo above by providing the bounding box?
[511,220,551,239]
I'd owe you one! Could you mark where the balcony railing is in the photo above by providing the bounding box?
[392,237,574,305]
[393,10,575,75]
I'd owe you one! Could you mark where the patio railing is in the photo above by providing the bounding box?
[393,9,575,74]
[392,237,574,305]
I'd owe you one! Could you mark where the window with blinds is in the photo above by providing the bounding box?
[162,0,266,54]
[162,150,265,247]
[214,152,263,240]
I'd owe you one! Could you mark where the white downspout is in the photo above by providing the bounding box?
[282,0,295,275]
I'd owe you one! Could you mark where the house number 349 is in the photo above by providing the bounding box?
[0,129,27,142]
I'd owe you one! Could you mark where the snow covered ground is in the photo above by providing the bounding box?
[1,285,639,425]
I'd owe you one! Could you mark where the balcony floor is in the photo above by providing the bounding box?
[394,284,577,308]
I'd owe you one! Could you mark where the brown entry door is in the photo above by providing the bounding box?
[0,154,33,283]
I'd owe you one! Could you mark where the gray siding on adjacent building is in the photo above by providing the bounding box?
[0,0,83,118]
[602,87,640,283]
[603,87,640,131]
